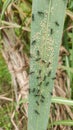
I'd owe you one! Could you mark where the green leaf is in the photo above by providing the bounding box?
[49,120,73,128]
[52,97,73,106]
[1,0,12,20]
[28,0,68,130]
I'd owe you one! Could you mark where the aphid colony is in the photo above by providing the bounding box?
[30,10,59,115]
[32,12,59,36]
[29,52,56,115]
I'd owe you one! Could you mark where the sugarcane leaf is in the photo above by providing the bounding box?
[28,0,68,130]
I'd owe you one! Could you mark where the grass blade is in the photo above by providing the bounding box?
[28,0,68,130]
[49,120,73,128]
[1,0,12,20]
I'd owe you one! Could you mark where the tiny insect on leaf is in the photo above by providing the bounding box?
[38,11,44,15]
[32,14,34,21]
[41,95,45,99]
[36,76,41,79]
[35,94,40,97]
[55,21,59,26]
[40,99,44,103]
[47,71,51,76]
[39,70,42,74]
[36,101,39,105]
[35,58,41,61]
[43,75,46,81]
[28,88,31,93]
[32,88,36,92]
[50,92,53,95]
[29,53,33,58]
[47,62,51,67]
[52,77,56,80]
[41,60,46,63]
[32,40,36,45]
[38,81,42,86]
[34,110,40,115]
[29,71,34,75]
[37,89,41,94]
[37,50,40,55]
[50,28,53,34]
[46,82,49,86]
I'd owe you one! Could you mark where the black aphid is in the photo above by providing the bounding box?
[55,21,59,26]
[37,89,40,93]
[52,77,56,80]
[37,50,40,56]
[50,92,53,95]
[39,70,42,74]
[36,101,39,105]
[35,94,40,97]
[34,110,40,115]
[40,99,44,103]
[38,11,44,15]
[32,88,36,92]
[32,14,34,21]
[47,62,51,67]
[35,57,41,61]
[36,76,41,79]
[29,53,32,58]
[32,40,36,45]
[41,60,46,63]
[41,95,45,99]
[43,75,46,81]
[38,81,42,86]
[29,71,34,75]
[46,82,49,86]
[50,28,53,34]
[47,71,51,76]
[28,88,31,93]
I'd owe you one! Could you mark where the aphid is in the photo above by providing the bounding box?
[34,110,40,115]
[29,53,33,58]
[29,71,34,75]
[50,28,53,34]
[41,60,46,63]
[37,89,40,94]
[38,11,44,15]
[40,99,44,103]
[32,88,36,92]
[36,76,41,79]
[28,88,31,93]
[35,94,40,97]
[35,57,41,61]
[39,69,42,74]
[36,101,39,105]
[47,71,51,76]
[49,91,53,95]
[43,75,46,81]
[55,21,59,26]
[47,62,51,67]
[32,40,36,45]
[38,81,42,86]
[37,50,40,56]
[52,77,56,80]
[50,92,53,95]
[32,14,34,21]
[46,82,49,86]
[41,95,45,99]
